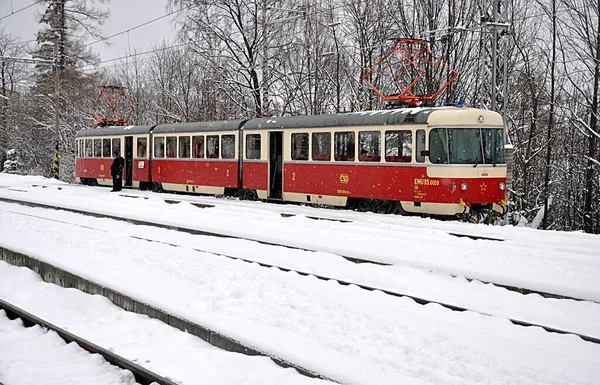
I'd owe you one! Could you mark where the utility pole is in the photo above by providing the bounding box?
[261,0,268,117]
[53,36,60,179]
[327,22,341,113]
[478,0,510,113]
[478,0,514,212]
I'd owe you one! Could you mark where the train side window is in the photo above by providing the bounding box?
[192,136,204,158]
[385,130,412,162]
[79,140,82,158]
[221,135,235,159]
[416,130,425,163]
[94,139,102,157]
[178,136,190,158]
[112,138,121,156]
[292,133,309,160]
[206,135,219,158]
[358,131,381,162]
[102,139,111,157]
[429,128,448,164]
[154,137,165,158]
[334,131,355,161]
[166,136,177,158]
[246,134,261,159]
[312,132,330,161]
[85,139,93,157]
[137,137,148,158]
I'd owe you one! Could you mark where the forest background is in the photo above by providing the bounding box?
[0,0,598,233]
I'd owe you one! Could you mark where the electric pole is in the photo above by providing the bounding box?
[478,0,510,113]
[53,36,60,179]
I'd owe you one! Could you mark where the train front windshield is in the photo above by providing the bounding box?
[429,128,505,164]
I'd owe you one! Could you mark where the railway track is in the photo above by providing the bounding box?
[0,297,177,385]
[23,183,506,242]
[1,200,599,346]
[118,191,506,242]
[0,193,584,305]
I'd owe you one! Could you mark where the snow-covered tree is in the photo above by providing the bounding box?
[2,149,22,174]
[24,0,109,181]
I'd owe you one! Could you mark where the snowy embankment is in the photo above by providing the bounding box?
[0,173,598,302]
[0,194,599,384]
[3,199,600,339]
[0,263,325,385]
[0,308,138,385]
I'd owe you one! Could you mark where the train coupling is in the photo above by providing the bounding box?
[457,199,507,224]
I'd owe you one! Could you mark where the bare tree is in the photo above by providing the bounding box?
[557,0,600,233]
[0,29,29,170]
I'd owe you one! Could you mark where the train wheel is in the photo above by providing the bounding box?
[83,178,98,186]
[392,201,408,215]
[240,189,258,201]
[151,183,163,193]
[376,200,393,214]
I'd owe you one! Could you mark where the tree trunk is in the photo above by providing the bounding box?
[542,0,557,229]
[584,0,600,233]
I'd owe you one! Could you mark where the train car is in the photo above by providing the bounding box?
[75,106,507,220]
[242,107,507,217]
[150,120,247,195]
[75,125,154,188]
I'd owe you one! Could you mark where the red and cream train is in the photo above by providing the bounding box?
[75,107,508,219]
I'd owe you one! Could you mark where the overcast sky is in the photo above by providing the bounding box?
[0,0,176,70]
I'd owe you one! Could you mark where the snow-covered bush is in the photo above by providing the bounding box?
[2,149,23,174]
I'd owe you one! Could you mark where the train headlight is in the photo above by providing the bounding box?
[460,182,468,191]
[499,182,506,191]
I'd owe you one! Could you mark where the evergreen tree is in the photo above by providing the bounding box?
[26,0,109,180]
[2,149,22,174]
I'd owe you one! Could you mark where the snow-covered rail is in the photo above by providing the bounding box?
[137,234,600,344]
[2,203,599,345]
[2,181,599,385]
[0,248,334,383]
[0,297,176,385]
[0,194,588,303]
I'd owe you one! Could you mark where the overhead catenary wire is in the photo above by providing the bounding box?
[0,1,37,22]
[79,2,366,72]
[84,4,193,47]
[81,1,593,73]
[8,1,596,77]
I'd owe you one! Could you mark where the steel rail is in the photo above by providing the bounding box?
[2,202,599,346]
[0,298,178,385]
[0,194,585,304]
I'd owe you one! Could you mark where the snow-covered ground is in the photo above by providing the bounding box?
[0,173,598,301]
[0,262,325,385]
[0,174,599,385]
[2,197,600,339]
[0,309,138,385]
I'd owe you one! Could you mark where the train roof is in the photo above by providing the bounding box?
[74,108,503,138]
[243,107,502,130]
[75,124,155,137]
[153,119,247,134]
[243,108,436,130]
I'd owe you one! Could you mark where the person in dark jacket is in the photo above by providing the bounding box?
[110,151,125,192]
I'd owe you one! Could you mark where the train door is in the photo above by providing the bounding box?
[125,136,133,186]
[269,131,283,199]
